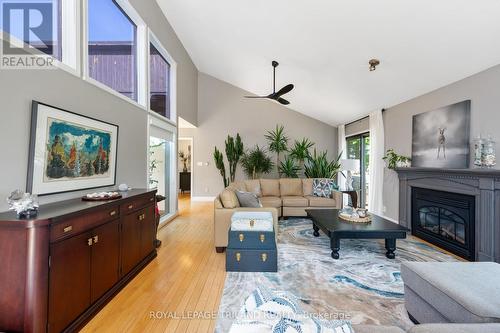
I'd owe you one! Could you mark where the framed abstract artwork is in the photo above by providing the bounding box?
[27,101,119,195]
[411,100,471,169]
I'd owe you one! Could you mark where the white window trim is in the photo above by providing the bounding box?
[82,0,147,108]
[148,29,177,124]
[0,0,80,76]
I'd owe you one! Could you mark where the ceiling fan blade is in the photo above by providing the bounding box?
[277,97,290,105]
[274,84,294,98]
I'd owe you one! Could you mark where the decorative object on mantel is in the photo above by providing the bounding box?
[27,101,119,196]
[411,100,470,168]
[339,206,372,223]
[6,190,39,218]
[382,148,411,170]
[82,191,122,201]
[482,136,496,168]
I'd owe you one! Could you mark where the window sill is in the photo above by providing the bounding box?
[148,110,177,126]
[82,76,147,111]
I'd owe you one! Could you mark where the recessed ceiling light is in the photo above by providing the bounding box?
[369,59,380,71]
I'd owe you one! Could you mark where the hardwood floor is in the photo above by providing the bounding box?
[81,195,226,333]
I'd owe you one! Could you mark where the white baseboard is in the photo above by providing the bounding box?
[191,196,216,202]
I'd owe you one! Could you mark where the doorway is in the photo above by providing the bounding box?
[178,137,193,210]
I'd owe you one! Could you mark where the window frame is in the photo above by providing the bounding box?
[0,0,80,75]
[346,131,370,208]
[148,30,177,125]
[82,0,147,108]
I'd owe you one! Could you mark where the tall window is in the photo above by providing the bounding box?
[149,43,171,118]
[346,133,370,208]
[1,0,62,60]
[87,0,137,100]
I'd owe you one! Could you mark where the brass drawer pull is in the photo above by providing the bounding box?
[236,252,241,262]
[109,210,117,216]
[249,219,255,227]
[261,253,267,262]
[260,234,265,243]
[93,235,99,244]
[239,233,244,242]
[149,197,154,202]
[128,204,134,210]
[87,238,93,246]
[138,213,146,221]
[63,226,73,233]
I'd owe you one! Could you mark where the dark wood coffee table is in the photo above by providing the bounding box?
[306,209,408,259]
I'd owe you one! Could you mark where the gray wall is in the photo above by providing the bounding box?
[383,64,500,220]
[0,0,198,212]
[180,72,338,198]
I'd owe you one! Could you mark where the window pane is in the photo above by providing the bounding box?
[88,0,137,101]
[1,0,62,60]
[150,44,170,118]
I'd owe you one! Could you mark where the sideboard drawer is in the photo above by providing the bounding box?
[120,194,155,214]
[50,206,119,243]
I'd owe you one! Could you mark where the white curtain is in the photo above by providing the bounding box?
[368,110,385,215]
[337,124,348,206]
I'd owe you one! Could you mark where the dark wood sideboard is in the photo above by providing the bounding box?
[0,189,158,333]
[179,172,191,194]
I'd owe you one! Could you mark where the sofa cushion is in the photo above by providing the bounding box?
[235,190,262,208]
[260,179,280,197]
[302,178,313,196]
[306,195,338,207]
[282,196,308,207]
[220,189,240,208]
[260,196,282,208]
[228,181,246,192]
[408,323,500,333]
[244,179,262,197]
[279,178,303,196]
[401,262,500,323]
[353,325,405,333]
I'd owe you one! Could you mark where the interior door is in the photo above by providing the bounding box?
[48,232,92,333]
[90,219,120,303]
[121,210,143,276]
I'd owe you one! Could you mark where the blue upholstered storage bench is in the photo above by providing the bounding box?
[226,212,277,272]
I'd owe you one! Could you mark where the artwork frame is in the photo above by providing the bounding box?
[27,101,119,196]
[411,100,471,169]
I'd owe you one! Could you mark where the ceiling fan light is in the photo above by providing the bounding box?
[369,59,380,71]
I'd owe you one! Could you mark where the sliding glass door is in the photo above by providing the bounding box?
[346,133,370,208]
[149,118,177,222]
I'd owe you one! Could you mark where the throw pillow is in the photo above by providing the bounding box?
[240,285,301,317]
[313,179,332,198]
[235,190,263,208]
[220,189,240,208]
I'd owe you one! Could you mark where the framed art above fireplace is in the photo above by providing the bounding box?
[27,101,119,196]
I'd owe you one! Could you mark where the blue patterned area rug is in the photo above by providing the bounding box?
[215,218,458,332]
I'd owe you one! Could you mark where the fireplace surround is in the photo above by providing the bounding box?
[396,167,500,263]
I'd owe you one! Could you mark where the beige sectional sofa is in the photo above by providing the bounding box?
[214,178,342,252]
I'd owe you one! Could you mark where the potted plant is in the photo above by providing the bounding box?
[279,156,301,178]
[382,149,412,170]
[213,134,244,187]
[179,151,190,172]
[304,149,342,179]
[289,138,314,176]
[240,145,274,179]
[265,124,288,176]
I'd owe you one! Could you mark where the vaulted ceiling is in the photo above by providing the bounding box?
[158,0,500,126]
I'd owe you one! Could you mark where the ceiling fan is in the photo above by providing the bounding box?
[244,61,294,105]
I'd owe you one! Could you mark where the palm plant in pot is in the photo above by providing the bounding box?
[265,124,288,176]
[241,145,274,179]
[289,138,314,176]
[279,156,301,178]
[213,133,244,187]
[304,149,342,179]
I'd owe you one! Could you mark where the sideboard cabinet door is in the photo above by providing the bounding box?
[90,219,120,303]
[48,232,92,333]
[140,205,156,258]
[121,210,143,276]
